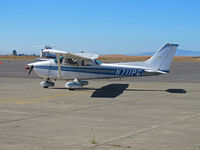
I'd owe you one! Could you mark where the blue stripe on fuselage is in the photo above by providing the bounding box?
[35,66,144,76]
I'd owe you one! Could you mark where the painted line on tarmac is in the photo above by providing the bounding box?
[0,97,17,100]
[0,91,91,104]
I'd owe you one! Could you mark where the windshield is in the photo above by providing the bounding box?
[54,56,64,64]
[94,59,102,65]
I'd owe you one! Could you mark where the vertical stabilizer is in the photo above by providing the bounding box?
[145,43,179,72]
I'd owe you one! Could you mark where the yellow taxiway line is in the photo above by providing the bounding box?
[0,91,91,104]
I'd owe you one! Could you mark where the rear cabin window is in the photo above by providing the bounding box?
[81,60,96,66]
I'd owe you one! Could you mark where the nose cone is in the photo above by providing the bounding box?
[25,66,30,70]
[25,62,34,70]
[25,62,36,75]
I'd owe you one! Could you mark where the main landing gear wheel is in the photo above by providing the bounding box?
[65,79,89,90]
[40,79,55,88]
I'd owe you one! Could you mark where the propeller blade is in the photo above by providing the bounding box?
[28,66,34,76]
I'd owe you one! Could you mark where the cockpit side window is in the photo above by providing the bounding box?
[64,58,80,66]
[54,57,101,66]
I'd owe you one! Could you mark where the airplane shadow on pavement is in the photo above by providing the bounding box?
[89,84,187,98]
[52,84,187,98]
[125,88,187,93]
[90,84,129,98]
[88,84,187,98]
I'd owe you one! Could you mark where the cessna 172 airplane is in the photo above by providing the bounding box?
[26,43,178,89]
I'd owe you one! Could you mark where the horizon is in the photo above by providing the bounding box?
[0,48,200,57]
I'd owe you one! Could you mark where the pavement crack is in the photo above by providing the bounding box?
[87,113,200,149]
[0,114,47,125]
[0,93,172,126]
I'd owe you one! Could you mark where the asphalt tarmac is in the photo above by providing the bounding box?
[0,60,200,82]
[0,60,200,150]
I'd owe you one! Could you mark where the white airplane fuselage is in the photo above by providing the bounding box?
[32,60,150,80]
[27,43,178,88]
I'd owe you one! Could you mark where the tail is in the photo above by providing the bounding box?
[145,43,179,72]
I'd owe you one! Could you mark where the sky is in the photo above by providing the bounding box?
[0,0,200,55]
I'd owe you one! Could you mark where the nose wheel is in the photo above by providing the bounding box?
[40,79,55,88]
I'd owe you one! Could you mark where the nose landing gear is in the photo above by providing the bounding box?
[40,79,55,88]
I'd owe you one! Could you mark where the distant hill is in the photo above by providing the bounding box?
[135,49,200,56]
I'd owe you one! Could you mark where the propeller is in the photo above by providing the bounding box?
[26,65,34,76]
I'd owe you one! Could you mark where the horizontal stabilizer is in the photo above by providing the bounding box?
[145,70,169,74]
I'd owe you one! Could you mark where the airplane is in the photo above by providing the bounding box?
[26,43,178,90]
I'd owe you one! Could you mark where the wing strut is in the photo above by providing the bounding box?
[56,54,62,78]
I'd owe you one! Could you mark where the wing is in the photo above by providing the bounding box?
[42,49,99,60]
[74,53,99,60]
